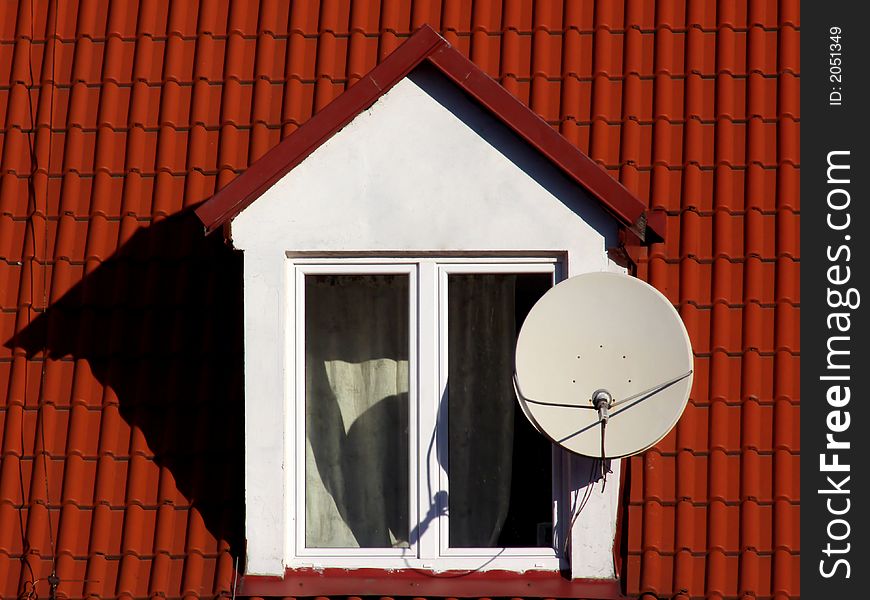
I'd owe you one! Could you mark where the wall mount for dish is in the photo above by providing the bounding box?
[514,272,694,459]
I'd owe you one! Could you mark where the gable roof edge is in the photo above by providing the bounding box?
[194,25,664,244]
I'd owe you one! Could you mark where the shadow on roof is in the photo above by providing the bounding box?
[6,208,245,566]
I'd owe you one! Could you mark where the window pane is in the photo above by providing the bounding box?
[447,273,553,548]
[304,274,410,548]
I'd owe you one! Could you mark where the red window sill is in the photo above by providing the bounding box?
[239,568,625,598]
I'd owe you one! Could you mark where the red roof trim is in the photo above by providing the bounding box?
[239,568,626,599]
[194,25,663,244]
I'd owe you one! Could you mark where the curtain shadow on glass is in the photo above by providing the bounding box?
[303,274,410,548]
[305,359,410,548]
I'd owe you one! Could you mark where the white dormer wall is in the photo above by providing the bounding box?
[231,64,626,578]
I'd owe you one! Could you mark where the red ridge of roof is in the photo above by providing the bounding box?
[194,24,662,244]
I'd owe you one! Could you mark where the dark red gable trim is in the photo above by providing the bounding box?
[239,568,627,599]
[194,24,664,244]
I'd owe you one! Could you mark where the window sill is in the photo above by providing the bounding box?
[239,568,625,598]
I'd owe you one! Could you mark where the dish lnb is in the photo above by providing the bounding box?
[514,272,694,459]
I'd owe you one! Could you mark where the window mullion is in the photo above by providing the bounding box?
[435,264,450,557]
[416,260,441,561]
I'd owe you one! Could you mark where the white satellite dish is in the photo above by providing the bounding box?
[514,272,693,459]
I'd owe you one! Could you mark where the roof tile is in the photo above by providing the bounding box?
[379,0,413,55]
[55,501,95,558]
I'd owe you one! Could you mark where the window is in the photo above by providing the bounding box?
[285,257,574,571]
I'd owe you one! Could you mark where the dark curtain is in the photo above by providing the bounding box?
[447,274,517,547]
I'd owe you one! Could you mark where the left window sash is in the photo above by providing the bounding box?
[289,263,419,558]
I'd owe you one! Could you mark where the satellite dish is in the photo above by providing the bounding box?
[514,272,693,459]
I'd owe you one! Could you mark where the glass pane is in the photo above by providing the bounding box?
[447,272,553,548]
[304,274,410,548]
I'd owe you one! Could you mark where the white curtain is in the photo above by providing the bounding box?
[305,275,410,548]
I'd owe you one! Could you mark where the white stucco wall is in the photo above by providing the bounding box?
[232,64,625,578]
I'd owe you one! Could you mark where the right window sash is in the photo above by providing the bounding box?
[435,261,567,563]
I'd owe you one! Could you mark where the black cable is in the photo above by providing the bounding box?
[600,420,609,492]
[512,375,596,409]
[522,397,597,409]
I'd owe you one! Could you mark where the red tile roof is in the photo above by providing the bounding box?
[0,1,799,599]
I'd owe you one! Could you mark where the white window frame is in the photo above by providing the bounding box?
[291,262,419,560]
[284,255,578,572]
